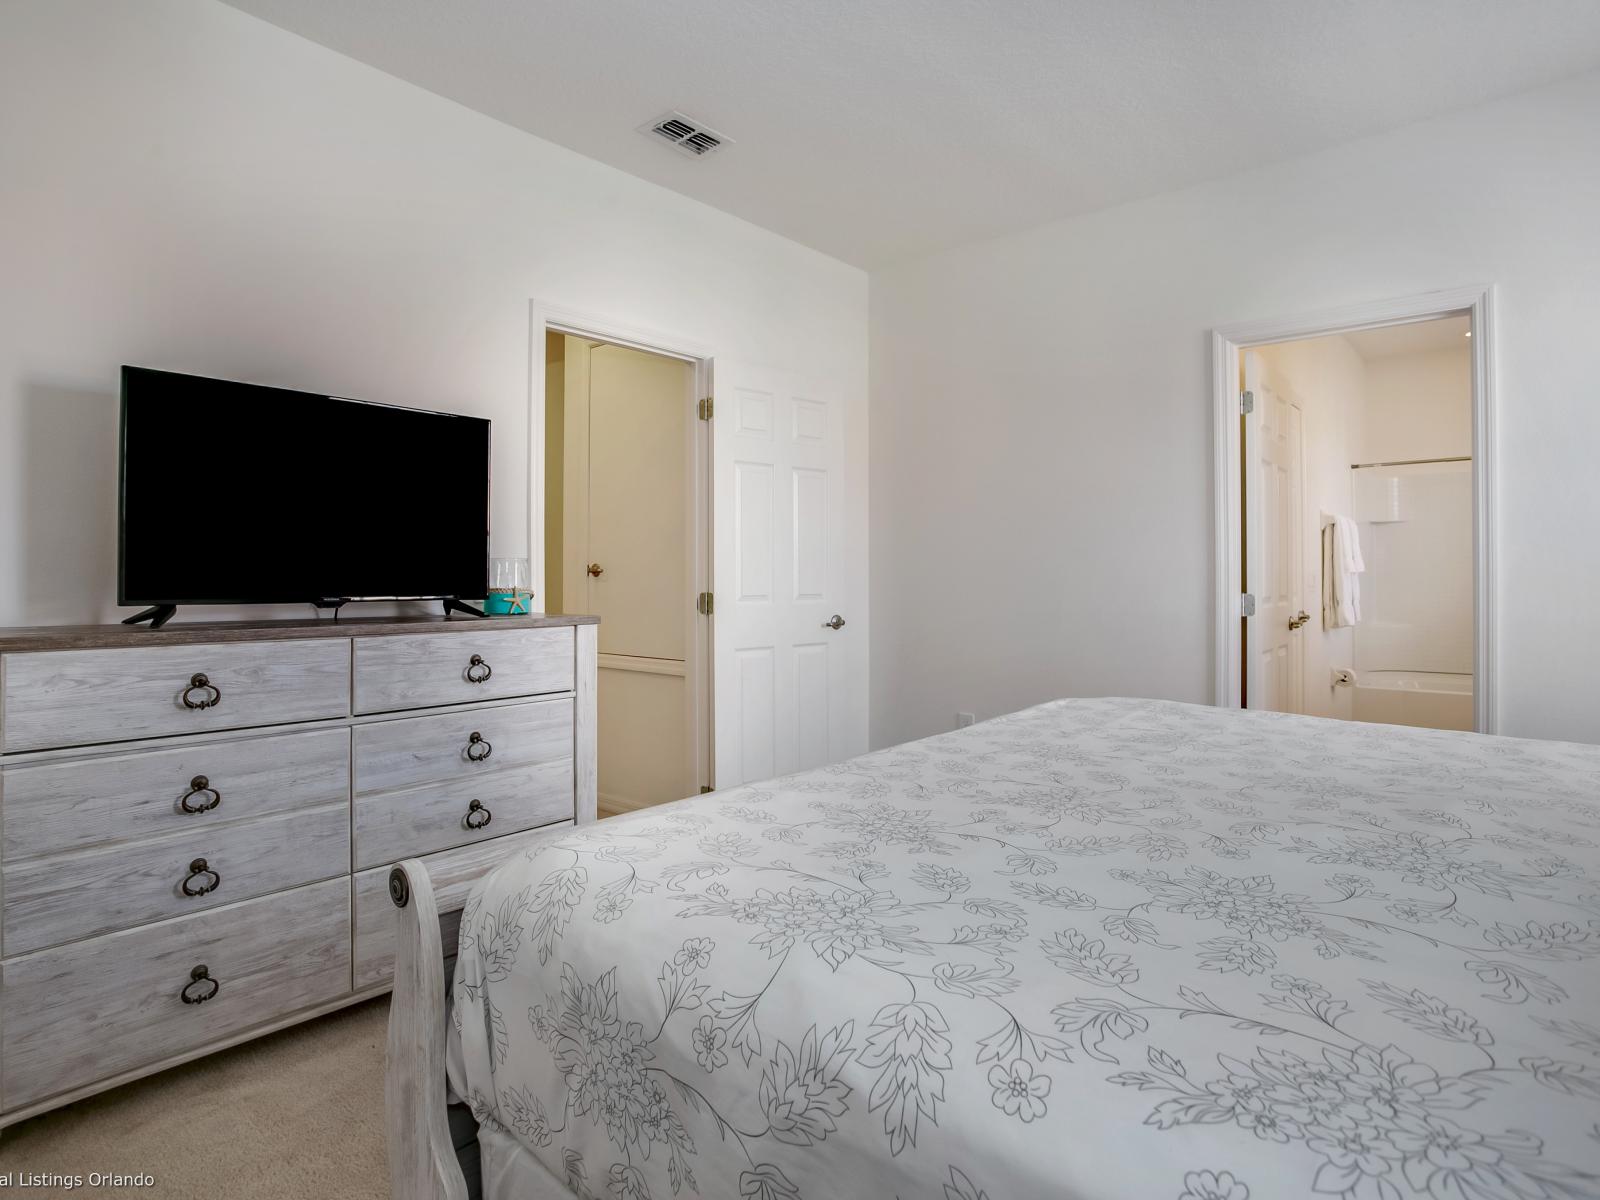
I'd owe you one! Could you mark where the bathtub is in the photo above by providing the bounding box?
[1352,670,1474,731]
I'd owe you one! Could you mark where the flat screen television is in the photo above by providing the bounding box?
[119,366,490,623]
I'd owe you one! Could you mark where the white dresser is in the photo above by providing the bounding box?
[0,613,596,1126]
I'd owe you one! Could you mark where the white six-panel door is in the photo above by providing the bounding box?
[713,362,854,787]
[1244,350,1306,714]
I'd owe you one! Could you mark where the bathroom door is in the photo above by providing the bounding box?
[1244,351,1306,714]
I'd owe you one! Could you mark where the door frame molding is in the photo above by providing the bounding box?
[528,300,716,791]
[1211,284,1498,733]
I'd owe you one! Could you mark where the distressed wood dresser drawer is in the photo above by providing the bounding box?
[1,727,350,861]
[2,878,351,1110]
[353,697,573,796]
[353,759,574,869]
[2,804,350,954]
[351,826,568,990]
[352,627,573,714]
[0,638,351,752]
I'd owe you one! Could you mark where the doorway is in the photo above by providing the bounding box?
[542,330,710,815]
[1213,287,1497,733]
[530,301,864,803]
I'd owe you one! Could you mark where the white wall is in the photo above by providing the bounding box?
[871,69,1600,746]
[1360,346,1473,463]
[0,1,867,644]
[1254,337,1366,720]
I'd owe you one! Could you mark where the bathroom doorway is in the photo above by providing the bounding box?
[1213,288,1496,732]
[541,329,711,815]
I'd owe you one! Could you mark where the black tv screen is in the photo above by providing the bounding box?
[119,367,490,606]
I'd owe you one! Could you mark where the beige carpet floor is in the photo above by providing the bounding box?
[0,997,390,1200]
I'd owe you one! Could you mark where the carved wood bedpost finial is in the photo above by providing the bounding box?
[385,859,468,1200]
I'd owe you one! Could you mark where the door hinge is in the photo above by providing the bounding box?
[1241,593,1257,618]
[697,396,714,421]
[697,591,714,616]
[1240,389,1254,415]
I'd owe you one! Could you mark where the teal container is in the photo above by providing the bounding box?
[485,590,532,615]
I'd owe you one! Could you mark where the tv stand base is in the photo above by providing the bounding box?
[121,605,177,629]
[442,598,487,619]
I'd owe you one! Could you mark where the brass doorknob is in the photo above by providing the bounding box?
[823,614,846,630]
[1288,611,1311,630]
[587,563,604,577]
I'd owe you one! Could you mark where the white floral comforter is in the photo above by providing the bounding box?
[448,698,1600,1200]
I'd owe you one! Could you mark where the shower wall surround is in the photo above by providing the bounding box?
[1353,459,1474,676]
[1351,343,1475,727]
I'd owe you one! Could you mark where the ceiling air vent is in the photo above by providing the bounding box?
[641,111,731,159]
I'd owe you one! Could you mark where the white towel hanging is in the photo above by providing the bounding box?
[1322,517,1364,629]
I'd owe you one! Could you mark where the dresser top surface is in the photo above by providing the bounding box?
[0,612,598,652]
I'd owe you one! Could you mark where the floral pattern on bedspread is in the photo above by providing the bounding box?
[448,698,1600,1200]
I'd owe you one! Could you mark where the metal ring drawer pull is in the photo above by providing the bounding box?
[464,799,492,830]
[181,964,220,1006]
[180,775,222,814]
[181,673,221,710]
[465,731,493,763]
[465,654,492,684]
[182,857,221,897]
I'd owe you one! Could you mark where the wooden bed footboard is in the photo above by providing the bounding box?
[386,859,470,1200]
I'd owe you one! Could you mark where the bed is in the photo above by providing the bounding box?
[388,697,1600,1200]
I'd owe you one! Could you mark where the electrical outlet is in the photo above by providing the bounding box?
[956,712,976,729]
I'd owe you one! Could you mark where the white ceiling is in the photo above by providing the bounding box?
[1344,315,1472,360]
[219,0,1600,267]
